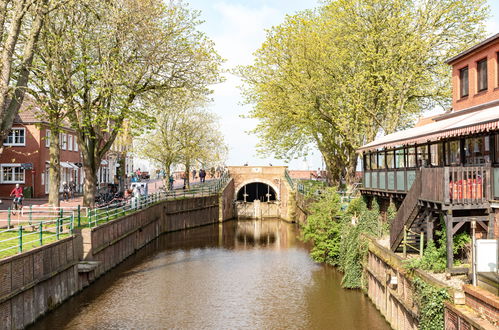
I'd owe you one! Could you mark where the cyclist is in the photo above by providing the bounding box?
[10,184,23,213]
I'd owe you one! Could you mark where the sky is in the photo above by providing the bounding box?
[187,0,499,170]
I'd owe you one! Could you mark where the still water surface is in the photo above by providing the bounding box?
[33,220,389,329]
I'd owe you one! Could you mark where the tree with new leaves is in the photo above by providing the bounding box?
[239,0,489,184]
[135,90,227,189]
[31,0,223,206]
[0,0,58,148]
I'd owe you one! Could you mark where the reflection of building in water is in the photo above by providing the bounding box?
[235,220,282,248]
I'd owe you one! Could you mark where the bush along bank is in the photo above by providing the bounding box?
[301,188,456,330]
[301,188,390,289]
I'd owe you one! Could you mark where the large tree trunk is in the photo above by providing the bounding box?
[48,130,60,206]
[0,0,48,146]
[184,161,190,189]
[83,165,97,207]
[118,152,126,192]
[164,164,171,190]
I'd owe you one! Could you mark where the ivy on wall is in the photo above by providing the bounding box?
[413,277,450,330]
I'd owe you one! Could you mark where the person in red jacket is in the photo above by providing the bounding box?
[10,184,23,209]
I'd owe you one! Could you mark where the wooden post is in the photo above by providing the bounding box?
[425,213,434,242]
[445,213,454,270]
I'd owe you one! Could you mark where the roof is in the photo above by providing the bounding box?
[12,95,73,129]
[446,33,499,64]
[358,104,499,152]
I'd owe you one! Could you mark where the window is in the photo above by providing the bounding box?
[1,165,25,183]
[74,137,78,152]
[464,136,490,165]
[370,153,377,170]
[4,128,25,146]
[61,133,67,150]
[395,149,405,168]
[445,140,461,166]
[459,66,469,97]
[68,135,73,151]
[477,58,488,92]
[45,129,51,147]
[386,150,395,169]
[407,147,416,168]
[430,143,443,166]
[416,145,429,167]
[377,151,385,169]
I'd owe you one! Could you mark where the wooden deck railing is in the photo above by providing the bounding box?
[420,166,491,206]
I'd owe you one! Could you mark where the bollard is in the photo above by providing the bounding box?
[18,226,23,253]
[70,214,74,235]
[39,222,43,246]
[77,205,81,227]
[56,218,60,240]
[7,207,11,229]
[106,205,109,222]
[29,205,33,225]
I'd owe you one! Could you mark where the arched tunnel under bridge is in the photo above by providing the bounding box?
[235,181,280,219]
[236,182,277,202]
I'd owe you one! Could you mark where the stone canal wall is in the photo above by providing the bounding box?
[83,195,219,280]
[0,195,219,329]
[0,236,80,329]
[219,178,234,222]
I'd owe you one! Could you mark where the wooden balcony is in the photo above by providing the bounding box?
[420,166,491,208]
[362,166,495,209]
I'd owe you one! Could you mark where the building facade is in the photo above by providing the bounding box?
[358,33,499,272]
[0,99,123,198]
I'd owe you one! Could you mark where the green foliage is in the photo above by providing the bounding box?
[413,277,450,330]
[238,0,489,183]
[302,188,343,265]
[303,193,388,289]
[405,224,471,273]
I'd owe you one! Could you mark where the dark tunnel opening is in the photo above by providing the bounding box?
[236,182,277,202]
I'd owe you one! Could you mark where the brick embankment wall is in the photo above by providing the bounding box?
[219,178,234,222]
[0,195,220,329]
[83,196,219,279]
[0,237,80,329]
[367,239,498,330]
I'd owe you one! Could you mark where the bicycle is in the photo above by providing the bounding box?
[11,197,23,215]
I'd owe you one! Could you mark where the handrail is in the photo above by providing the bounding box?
[284,169,295,189]
[390,170,422,250]
[0,175,231,260]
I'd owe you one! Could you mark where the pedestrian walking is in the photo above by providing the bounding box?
[169,175,174,190]
[192,169,197,181]
[69,179,76,199]
[181,171,187,189]
[199,169,206,183]
[62,182,70,202]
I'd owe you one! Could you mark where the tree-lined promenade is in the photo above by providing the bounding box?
[0,0,225,207]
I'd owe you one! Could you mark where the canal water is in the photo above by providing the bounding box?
[32,220,389,329]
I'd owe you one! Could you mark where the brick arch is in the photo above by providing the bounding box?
[234,178,280,201]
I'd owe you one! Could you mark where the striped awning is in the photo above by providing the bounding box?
[358,105,499,152]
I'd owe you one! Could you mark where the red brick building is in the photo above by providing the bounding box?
[0,99,84,198]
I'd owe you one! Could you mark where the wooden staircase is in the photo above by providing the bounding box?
[390,170,423,251]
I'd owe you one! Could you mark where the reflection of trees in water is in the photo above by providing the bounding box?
[235,220,282,247]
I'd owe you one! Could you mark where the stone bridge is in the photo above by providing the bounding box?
[220,166,295,221]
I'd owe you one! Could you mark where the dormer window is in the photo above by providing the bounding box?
[459,66,468,97]
[477,58,487,92]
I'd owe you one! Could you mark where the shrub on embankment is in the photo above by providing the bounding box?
[302,188,389,289]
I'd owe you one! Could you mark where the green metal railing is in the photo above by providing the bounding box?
[0,175,230,259]
[284,169,295,189]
